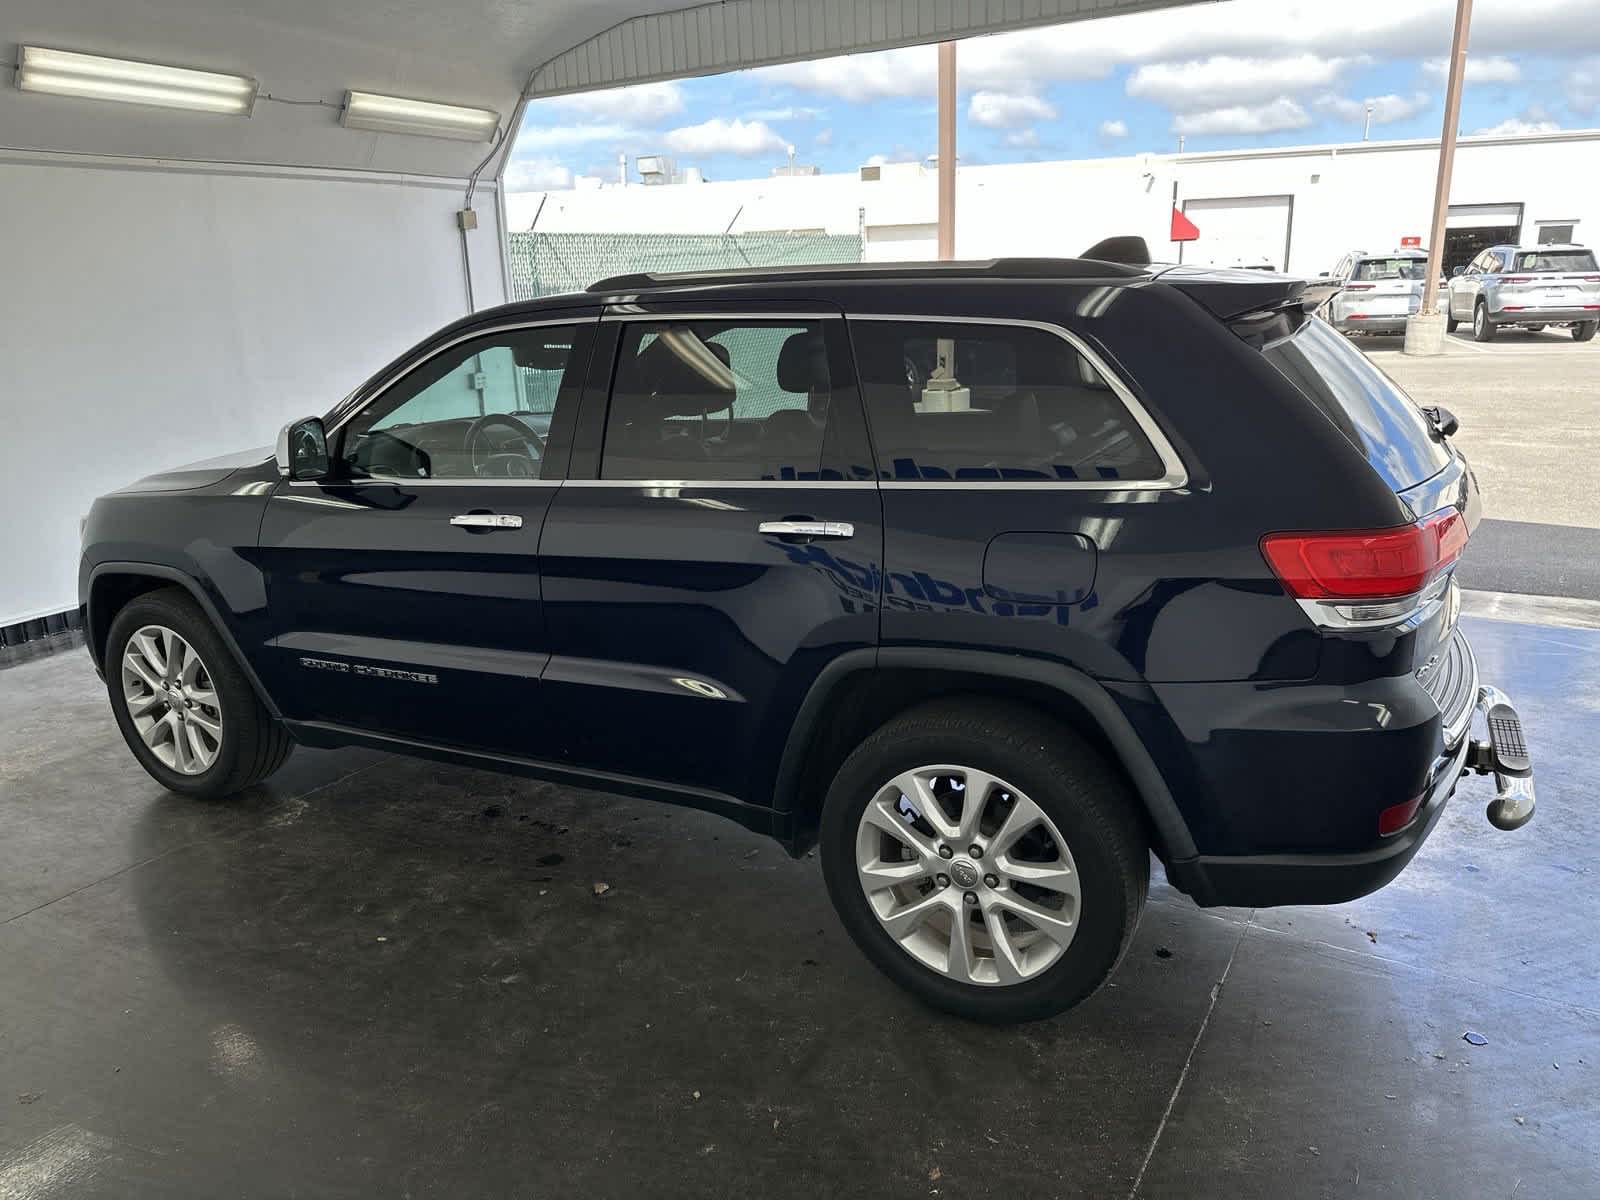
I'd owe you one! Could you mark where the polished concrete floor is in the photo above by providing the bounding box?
[2,612,1597,1199]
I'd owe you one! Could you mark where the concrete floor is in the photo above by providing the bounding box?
[3,612,1598,1199]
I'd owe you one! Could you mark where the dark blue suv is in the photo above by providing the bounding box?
[79,257,1534,1022]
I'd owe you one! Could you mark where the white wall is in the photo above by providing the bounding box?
[505,130,1600,276]
[0,152,507,626]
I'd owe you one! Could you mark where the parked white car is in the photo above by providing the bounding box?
[1446,244,1600,342]
[1324,249,1444,335]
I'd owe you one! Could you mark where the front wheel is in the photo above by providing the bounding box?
[1473,301,1498,342]
[1574,321,1598,342]
[819,699,1148,1023]
[106,587,293,798]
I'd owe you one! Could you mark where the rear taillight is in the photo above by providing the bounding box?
[1343,283,1375,290]
[1502,275,1533,283]
[1261,509,1467,602]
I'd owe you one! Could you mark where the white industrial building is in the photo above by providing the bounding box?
[507,128,1600,277]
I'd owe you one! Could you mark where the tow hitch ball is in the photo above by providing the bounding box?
[1463,686,1535,832]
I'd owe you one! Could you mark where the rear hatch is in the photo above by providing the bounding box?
[1162,265,1478,722]
[1340,255,1432,320]
[1495,247,1600,313]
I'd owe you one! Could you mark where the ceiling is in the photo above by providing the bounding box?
[2,0,1215,180]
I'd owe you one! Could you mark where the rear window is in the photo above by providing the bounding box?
[1261,318,1452,491]
[1351,257,1428,281]
[1511,250,1598,272]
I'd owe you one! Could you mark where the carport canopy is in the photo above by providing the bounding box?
[3,0,1222,179]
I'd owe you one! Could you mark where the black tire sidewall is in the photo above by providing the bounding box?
[105,590,257,797]
[1575,321,1598,342]
[820,711,1146,1023]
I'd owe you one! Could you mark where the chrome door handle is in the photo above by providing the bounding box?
[758,520,854,539]
[450,513,523,529]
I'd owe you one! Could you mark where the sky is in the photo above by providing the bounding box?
[506,0,1600,193]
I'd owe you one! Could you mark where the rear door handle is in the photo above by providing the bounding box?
[450,513,523,529]
[758,520,854,539]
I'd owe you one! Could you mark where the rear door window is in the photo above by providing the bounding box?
[849,320,1169,482]
[600,320,834,481]
[1262,318,1452,490]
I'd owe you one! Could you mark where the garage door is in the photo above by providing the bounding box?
[1182,195,1293,271]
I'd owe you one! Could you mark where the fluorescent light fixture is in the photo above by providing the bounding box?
[341,90,500,142]
[16,46,257,115]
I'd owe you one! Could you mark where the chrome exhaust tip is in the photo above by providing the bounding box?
[1486,771,1535,831]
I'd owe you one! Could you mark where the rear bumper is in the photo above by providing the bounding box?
[1490,306,1600,324]
[1169,682,1533,907]
[1332,314,1410,334]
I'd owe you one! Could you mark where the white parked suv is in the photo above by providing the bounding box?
[1324,249,1443,335]
[1446,244,1600,342]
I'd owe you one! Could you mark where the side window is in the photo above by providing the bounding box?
[339,325,584,480]
[851,320,1167,483]
[600,320,833,481]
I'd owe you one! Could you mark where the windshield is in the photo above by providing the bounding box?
[1261,318,1452,491]
[1511,250,1598,272]
[1352,257,1429,281]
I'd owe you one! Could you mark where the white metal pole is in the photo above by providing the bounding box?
[937,42,957,260]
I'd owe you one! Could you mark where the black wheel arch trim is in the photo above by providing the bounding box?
[770,646,1199,866]
[86,561,282,719]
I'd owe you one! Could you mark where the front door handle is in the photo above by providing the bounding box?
[450,513,523,529]
[758,520,854,539]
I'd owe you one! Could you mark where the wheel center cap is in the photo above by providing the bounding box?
[949,859,980,889]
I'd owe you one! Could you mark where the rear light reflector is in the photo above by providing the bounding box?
[1347,313,1368,320]
[1502,306,1525,311]
[1344,283,1375,291]
[1261,509,1468,601]
[1378,794,1424,837]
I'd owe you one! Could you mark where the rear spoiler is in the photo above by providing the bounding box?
[1150,266,1342,346]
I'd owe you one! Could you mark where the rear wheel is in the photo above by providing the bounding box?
[819,699,1148,1023]
[1446,311,1460,333]
[1473,301,1497,343]
[106,588,292,798]
[1574,321,1598,342]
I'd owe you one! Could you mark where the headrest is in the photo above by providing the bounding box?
[776,329,827,393]
[625,332,735,417]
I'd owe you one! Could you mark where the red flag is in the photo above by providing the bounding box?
[1171,207,1200,242]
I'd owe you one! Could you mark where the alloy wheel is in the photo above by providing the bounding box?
[120,624,223,775]
[854,765,1081,986]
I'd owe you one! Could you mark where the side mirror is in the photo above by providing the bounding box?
[1451,265,1466,277]
[1422,405,1459,438]
[276,416,330,481]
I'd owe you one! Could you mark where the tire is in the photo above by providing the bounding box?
[819,699,1148,1023]
[1574,321,1598,342]
[1446,312,1459,333]
[1473,301,1497,343]
[106,587,293,798]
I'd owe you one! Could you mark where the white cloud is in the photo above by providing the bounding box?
[517,122,636,150]
[1004,128,1041,147]
[504,157,573,193]
[664,117,786,157]
[745,105,825,121]
[1127,55,1363,111]
[1422,55,1522,84]
[754,1,1600,106]
[968,90,1057,128]
[814,126,834,146]
[1315,91,1431,124]
[550,81,684,123]
[1173,98,1313,136]
[864,152,890,166]
[1471,110,1561,136]
[1568,57,1600,114]
[1099,119,1130,139]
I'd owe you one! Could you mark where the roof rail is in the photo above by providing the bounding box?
[586,256,1147,292]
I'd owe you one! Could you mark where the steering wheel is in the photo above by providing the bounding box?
[465,413,545,476]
